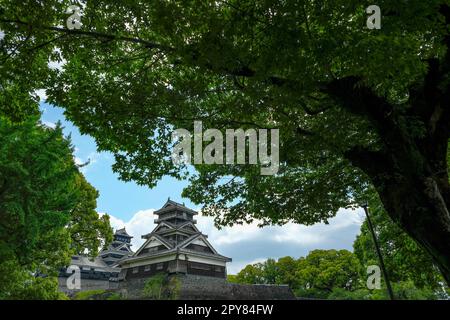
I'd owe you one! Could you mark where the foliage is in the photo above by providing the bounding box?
[353,194,445,289]
[234,257,300,287]
[234,250,362,296]
[0,0,445,218]
[2,0,450,281]
[275,256,299,289]
[0,116,112,299]
[294,250,362,294]
[327,288,372,300]
[326,282,440,300]
[142,273,181,300]
[389,281,438,300]
[68,174,113,257]
[143,273,166,299]
[0,117,75,271]
[106,292,123,300]
[234,264,266,285]
[232,250,446,299]
[0,258,68,300]
[74,289,107,300]
[73,290,124,300]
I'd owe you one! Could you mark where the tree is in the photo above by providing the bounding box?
[232,251,363,299]
[275,256,299,288]
[68,175,113,257]
[234,259,281,285]
[0,116,112,299]
[353,194,445,290]
[326,281,440,300]
[227,274,238,283]
[142,273,181,300]
[234,264,265,285]
[1,0,450,282]
[232,252,444,299]
[295,250,362,296]
[0,254,68,300]
[261,258,278,284]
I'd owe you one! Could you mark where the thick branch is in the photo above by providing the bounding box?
[2,19,304,88]
[326,76,394,130]
[0,18,171,51]
[344,146,390,180]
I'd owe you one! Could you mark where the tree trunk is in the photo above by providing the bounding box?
[376,174,450,285]
[327,58,450,285]
[346,146,450,286]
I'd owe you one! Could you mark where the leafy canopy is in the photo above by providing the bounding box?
[1,0,448,227]
[0,115,112,299]
[231,249,445,299]
[353,195,445,289]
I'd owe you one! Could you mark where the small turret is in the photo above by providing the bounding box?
[100,227,134,266]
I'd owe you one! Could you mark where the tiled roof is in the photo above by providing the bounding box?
[115,227,133,237]
[154,199,198,216]
[69,255,120,272]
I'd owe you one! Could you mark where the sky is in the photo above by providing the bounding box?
[39,100,364,274]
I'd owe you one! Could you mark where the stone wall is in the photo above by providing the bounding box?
[58,277,119,296]
[178,275,295,300]
[118,277,148,299]
[119,274,295,300]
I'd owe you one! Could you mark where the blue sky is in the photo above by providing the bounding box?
[39,100,364,274]
[40,102,195,221]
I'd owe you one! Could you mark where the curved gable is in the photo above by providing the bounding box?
[134,235,172,256]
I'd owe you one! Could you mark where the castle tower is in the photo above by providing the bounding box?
[117,200,231,279]
[100,227,134,266]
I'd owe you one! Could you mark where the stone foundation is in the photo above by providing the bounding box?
[119,274,295,300]
[58,277,119,296]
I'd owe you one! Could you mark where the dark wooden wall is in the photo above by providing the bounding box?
[124,260,226,279]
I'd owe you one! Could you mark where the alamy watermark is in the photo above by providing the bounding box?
[66,5,82,30]
[171,121,279,175]
[366,265,381,289]
[62,4,380,34]
[366,5,381,29]
[66,265,81,290]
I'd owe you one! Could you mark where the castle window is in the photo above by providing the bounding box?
[156,263,163,270]
[144,265,151,272]
[132,267,139,274]
[214,266,222,272]
[190,262,210,271]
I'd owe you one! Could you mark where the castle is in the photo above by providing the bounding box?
[59,200,294,299]
[59,200,231,293]
[116,199,231,280]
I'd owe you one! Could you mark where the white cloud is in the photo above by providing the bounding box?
[74,156,84,166]
[105,207,364,275]
[48,59,66,71]
[48,48,67,71]
[105,209,157,251]
[75,152,104,174]
[42,121,57,129]
[35,89,48,101]
[197,207,363,247]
